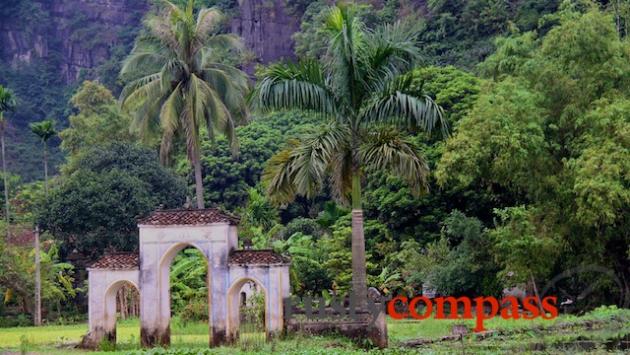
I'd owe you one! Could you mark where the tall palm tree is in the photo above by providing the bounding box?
[0,86,16,235]
[30,119,56,197]
[120,0,249,209]
[29,119,56,327]
[253,4,446,308]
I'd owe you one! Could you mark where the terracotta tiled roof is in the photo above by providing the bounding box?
[90,253,139,270]
[138,208,239,226]
[7,229,35,247]
[229,250,290,265]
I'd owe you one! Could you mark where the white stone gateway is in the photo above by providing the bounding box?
[82,208,290,348]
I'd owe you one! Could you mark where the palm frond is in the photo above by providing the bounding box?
[120,35,175,77]
[253,60,336,116]
[143,11,180,54]
[190,73,238,154]
[119,73,161,107]
[180,98,200,162]
[291,123,350,199]
[329,146,353,205]
[195,7,224,39]
[263,142,299,205]
[360,126,430,195]
[29,119,57,142]
[201,66,249,123]
[263,123,351,204]
[203,33,245,55]
[360,74,447,136]
[158,82,183,163]
[125,78,171,143]
[0,86,16,114]
[324,3,367,111]
[363,20,422,93]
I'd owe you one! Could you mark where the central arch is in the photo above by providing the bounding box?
[226,277,269,343]
[158,242,211,346]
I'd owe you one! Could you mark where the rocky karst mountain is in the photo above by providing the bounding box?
[231,0,300,71]
[0,0,303,84]
[0,0,148,83]
[0,0,434,180]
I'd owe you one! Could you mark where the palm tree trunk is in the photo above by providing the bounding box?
[1,126,9,238]
[34,225,42,326]
[193,156,205,209]
[350,172,367,310]
[43,143,48,198]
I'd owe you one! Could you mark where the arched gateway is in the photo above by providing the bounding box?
[82,209,290,348]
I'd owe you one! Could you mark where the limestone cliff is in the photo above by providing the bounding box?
[231,0,300,71]
[0,0,304,83]
[0,0,148,83]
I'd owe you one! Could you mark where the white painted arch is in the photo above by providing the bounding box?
[226,276,269,341]
[86,268,140,344]
[85,212,290,348]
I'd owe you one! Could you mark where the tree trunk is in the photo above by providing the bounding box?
[1,127,9,238]
[615,0,622,37]
[43,143,48,198]
[350,172,367,310]
[193,156,204,209]
[34,225,42,326]
[118,287,127,320]
[530,272,544,313]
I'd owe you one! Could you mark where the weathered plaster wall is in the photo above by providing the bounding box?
[226,264,290,340]
[138,223,238,346]
[86,220,290,348]
[84,268,139,347]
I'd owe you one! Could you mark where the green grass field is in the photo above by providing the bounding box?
[1,307,628,354]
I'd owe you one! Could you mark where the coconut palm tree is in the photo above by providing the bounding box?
[30,119,56,197]
[252,4,446,308]
[120,0,249,209]
[0,86,16,234]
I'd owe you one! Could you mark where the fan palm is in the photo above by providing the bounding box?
[252,4,446,308]
[120,0,249,209]
[30,119,57,197]
[0,86,16,234]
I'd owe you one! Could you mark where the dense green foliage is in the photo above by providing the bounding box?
[0,240,80,326]
[120,1,249,209]
[0,0,628,330]
[38,143,186,258]
[436,5,630,305]
[195,111,320,209]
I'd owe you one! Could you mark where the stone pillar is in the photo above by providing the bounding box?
[82,271,139,349]
[367,307,388,348]
[140,244,169,347]
[266,267,289,338]
[210,263,228,345]
[103,287,118,343]
[81,271,107,348]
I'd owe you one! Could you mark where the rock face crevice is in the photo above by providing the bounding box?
[231,0,300,72]
[1,0,148,83]
[1,0,304,83]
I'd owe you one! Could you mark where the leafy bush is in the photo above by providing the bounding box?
[178,300,208,324]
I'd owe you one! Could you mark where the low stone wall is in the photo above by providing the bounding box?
[286,310,388,348]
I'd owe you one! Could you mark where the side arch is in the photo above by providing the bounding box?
[226,276,270,342]
[84,267,140,349]
[103,280,140,343]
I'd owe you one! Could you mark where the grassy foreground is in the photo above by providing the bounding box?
[1,307,628,354]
